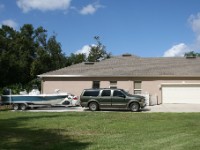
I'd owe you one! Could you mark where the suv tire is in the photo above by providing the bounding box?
[130,102,139,112]
[89,102,99,111]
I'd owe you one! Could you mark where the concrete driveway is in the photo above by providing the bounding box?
[143,104,200,112]
[23,104,200,112]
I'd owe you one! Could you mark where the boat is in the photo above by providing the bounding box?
[1,87,70,110]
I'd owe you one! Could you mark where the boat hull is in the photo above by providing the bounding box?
[1,94,68,105]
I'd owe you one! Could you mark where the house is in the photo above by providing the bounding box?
[38,54,200,105]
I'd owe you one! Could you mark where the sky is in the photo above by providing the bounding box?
[1,0,200,57]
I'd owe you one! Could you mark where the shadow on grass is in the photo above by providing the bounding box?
[0,115,90,150]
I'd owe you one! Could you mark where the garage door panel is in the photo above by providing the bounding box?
[162,86,200,104]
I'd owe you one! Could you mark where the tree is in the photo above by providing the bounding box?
[0,24,68,92]
[184,51,200,57]
[0,25,111,94]
[66,53,86,66]
[87,36,111,62]
[184,51,197,57]
[47,35,66,69]
[0,25,17,86]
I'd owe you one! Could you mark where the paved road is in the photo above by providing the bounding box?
[22,104,200,112]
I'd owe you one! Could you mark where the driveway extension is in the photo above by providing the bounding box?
[143,104,200,112]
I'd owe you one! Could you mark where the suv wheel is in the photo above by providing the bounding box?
[130,102,139,112]
[89,102,99,111]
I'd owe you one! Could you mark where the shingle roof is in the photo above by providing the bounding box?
[39,56,200,77]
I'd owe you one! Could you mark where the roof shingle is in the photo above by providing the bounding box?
[39,56,200,77]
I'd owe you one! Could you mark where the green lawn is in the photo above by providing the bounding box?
[0,111,199,150]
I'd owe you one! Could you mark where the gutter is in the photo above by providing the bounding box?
[37,75,200,78]
[37,75,83,78]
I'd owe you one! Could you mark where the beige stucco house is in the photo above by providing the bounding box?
[38,55,200,105]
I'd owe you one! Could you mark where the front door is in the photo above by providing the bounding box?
[112,90,126,108]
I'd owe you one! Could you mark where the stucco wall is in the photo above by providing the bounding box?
[41,77,200,104]
[42,80,92,96]
[41,77,135,97]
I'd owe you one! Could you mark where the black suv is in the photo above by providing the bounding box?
[80,88,146,112]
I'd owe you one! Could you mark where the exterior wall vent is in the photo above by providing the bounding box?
[84,62,95,65]
[122,53,132,57]
[185,55,196,59]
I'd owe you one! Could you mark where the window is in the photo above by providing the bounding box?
[113,90,125,97]
[110,81,117,89]
[134,90,142,94]
[83,90,99,97]
[134,81,142,94]
[101,90,111,96]
[93,81,100,89]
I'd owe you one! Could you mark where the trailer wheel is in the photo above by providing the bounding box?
[20,104,27,111]
[13,104,20,110]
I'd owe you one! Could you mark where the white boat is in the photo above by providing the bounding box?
[1,87,72,110]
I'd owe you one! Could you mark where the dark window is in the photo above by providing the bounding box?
[101,90,111,96]
[93,81,100,89]
[113,90,125,97]
[110,86,117,89]
[83,90,99,97]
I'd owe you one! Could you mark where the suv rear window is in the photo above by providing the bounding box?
[83,90,99,97]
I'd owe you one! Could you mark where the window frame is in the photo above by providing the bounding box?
[109,81,117,89]
[134,81,142,94]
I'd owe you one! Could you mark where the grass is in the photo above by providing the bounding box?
[0,111,200,150]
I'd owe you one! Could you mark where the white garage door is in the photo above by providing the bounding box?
[162,84,200,104]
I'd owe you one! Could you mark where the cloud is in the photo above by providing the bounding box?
[163,43,189,57]
[17,0,71,13]
[75,45,91,57]
[80,3,104,15]
[188,13,200,42]
[163,13,200,57]
[1,19,18,29]
[188,13,200,34]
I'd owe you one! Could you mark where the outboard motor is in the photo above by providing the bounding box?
[3,88,11,95]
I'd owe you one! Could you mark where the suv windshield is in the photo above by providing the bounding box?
[120,89,133,96]
[113,90,125,97]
